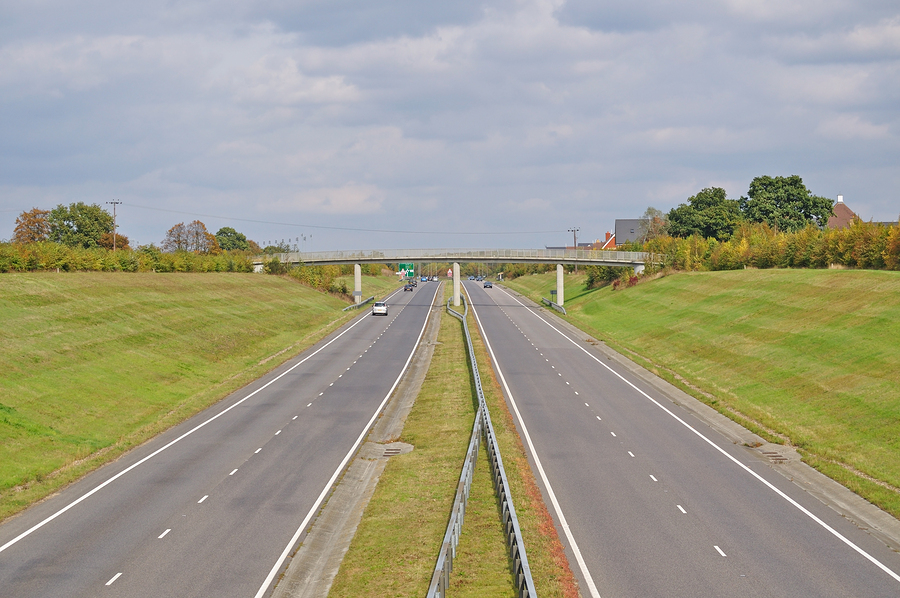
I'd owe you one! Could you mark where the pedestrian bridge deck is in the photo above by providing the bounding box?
[255,248,656,267]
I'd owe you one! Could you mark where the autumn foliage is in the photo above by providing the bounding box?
[13,208,51,244]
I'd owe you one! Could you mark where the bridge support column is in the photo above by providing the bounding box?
[556,264,564,306]
[453,263,461,307]
[354,264,362,304]
[633,264,645,275]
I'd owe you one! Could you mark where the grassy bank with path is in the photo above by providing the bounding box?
[0,271,396,521]
[503,269,900,518]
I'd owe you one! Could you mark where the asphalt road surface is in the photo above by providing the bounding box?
[465,280,900,598]
[0,281,440,598]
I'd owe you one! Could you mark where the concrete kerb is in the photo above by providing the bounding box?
[497,283,900,554]
[270,284,445,598]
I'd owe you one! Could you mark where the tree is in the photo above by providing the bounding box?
[13,208,51,243]
[47,202,114,248]
[162,220,221,254]
[667,187,743,240]
[639,206,669,241]
[214,227,250,251]
[740,175,834,232]
[98,232,130,250]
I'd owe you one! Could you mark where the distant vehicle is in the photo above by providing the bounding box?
[372,301,388,316]
[468,275,475,280]
[421,276,428,282]
[430,276,438,282]
[475,276,483,281]
[404,284,414,291]
[483,281,493,288]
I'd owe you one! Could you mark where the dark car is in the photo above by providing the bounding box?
[404,284,414,291]
[483,281,493,288]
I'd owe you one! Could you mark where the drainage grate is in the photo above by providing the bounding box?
[762,451,788,463]
[383,447,402,457]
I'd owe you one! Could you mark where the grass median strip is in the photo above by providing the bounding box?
[504,268,900,518]
[0,272,387,521]
[463,292,582,598]
[328,286,515,597]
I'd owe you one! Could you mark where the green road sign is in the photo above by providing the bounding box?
[399,263,415,277]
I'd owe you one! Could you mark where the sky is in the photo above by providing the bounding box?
[1,0,898,250]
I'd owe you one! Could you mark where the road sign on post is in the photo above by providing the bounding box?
[399,263,415,278]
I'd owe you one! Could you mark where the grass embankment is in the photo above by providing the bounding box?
[329,284,514,597]
[504,269,900,517]
[333,273,401,300]
[0,272,391,521]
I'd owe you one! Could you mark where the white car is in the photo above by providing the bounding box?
[372,301,388,316]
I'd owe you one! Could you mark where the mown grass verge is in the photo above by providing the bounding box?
[0,272,392,521]
[503,269,900,518]
[328,284,515,597]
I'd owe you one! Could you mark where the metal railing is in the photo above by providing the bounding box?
[341,296,374,311]
[428,295,536,598]
[255,247,656,267]
[541,297,567,315]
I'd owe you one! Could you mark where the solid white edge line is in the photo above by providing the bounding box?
[0,302,376,555]
[497,285,900,586]
[252,282,440,598]
[464,283,603,598]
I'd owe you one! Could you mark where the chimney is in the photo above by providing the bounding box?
[605,231,612,242]
[837,194,844,203]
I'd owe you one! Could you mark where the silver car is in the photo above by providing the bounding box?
[372,301,388,316]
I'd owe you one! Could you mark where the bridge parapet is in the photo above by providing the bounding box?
[254,248,658,267]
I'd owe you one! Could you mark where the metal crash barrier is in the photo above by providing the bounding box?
[427,295,536,598]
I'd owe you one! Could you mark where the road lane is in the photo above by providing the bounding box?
[465,280,900,598]
[0,282,440,598]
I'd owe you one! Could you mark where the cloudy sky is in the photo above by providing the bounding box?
[1,0,898,250]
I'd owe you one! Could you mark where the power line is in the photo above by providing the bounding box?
[125,202,563,236]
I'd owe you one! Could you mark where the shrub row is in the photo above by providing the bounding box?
[0,242,254,273]
[643,220,900,272]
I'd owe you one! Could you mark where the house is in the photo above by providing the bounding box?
[615,219,647,245]
[827,195,899,229]
[827,196,856,229]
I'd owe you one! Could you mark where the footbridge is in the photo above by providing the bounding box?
[254,248,657,308]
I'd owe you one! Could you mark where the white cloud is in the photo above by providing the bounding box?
[816,114,891,140]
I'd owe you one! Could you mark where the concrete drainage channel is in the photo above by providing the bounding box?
[430,295,537,598]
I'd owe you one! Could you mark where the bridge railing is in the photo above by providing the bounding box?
[259,248,656,264]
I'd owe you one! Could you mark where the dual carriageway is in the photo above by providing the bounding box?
[2,272,900,597]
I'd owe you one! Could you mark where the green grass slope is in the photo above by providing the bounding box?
[504,269,900,517]
[0,272,375,520]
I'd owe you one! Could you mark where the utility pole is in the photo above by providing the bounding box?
[568,226,580,273]
[107,200,122,251]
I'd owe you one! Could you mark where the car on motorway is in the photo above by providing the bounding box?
[421,276,428,282]
[483,281,492,288]
[468,275,475,280]
[404,283,414,291]
[372,301,388,316]
[475,276,483,281]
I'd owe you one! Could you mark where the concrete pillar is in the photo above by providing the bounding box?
[453,262,461,307]
[633,264,645,275]
[557,264,564,306]
[354,264,362,304]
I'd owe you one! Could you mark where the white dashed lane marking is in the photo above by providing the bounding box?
[158,529,171,539]
[106,573,122,586]
[198,495,208,504]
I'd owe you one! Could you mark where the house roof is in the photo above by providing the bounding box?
[827,201,856,229]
